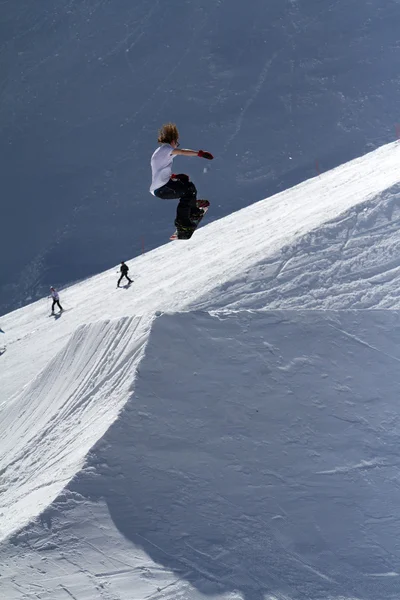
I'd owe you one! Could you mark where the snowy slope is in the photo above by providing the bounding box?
[2,143,400,598]
[3,0,400,314]
[2,141,400,402]
[3,311,400,600]
[0,316,150,541]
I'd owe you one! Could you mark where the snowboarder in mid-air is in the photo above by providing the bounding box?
[117,261,133,287]
[150,123,213,236]
[49,287,63,314]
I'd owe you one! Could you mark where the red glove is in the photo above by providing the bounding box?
[198,150,214,160]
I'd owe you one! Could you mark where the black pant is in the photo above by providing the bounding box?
[154,178,197,227]
[118,273,132,286]
[52,299,63,312]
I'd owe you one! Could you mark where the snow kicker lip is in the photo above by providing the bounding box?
[0,315,150,542]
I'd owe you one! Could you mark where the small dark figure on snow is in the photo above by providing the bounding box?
[117,262,133,287]
[150,123,213,232]
[50,287,63,313]
[0,327,5,354]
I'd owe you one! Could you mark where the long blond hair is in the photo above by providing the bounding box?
[158,122,179,144]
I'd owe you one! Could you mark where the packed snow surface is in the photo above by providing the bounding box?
[1,142,400,599]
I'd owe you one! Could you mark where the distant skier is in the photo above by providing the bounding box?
[150,123,213,233]
[49,287,63,314]
[0,327,5,354]
[117,261,133,287]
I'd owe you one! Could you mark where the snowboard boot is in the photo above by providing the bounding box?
[174,218,196,239]
[190,208,205,224]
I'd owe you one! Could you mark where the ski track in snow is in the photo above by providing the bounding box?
[200,188,400,312]
[0,315,151,540]
[2,142,400,598]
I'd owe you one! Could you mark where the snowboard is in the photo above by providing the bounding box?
[48,309,67,317]
[117,281,133,289]
[170,200,210,240]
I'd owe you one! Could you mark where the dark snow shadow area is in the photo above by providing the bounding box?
[72,310,400,600]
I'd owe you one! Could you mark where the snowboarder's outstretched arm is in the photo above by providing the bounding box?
[171,148,213,160]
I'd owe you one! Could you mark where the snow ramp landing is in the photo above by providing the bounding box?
[0,315,150,542]
[5,310,400,600]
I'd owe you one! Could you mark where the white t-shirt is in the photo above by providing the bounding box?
[150,144,175,194]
